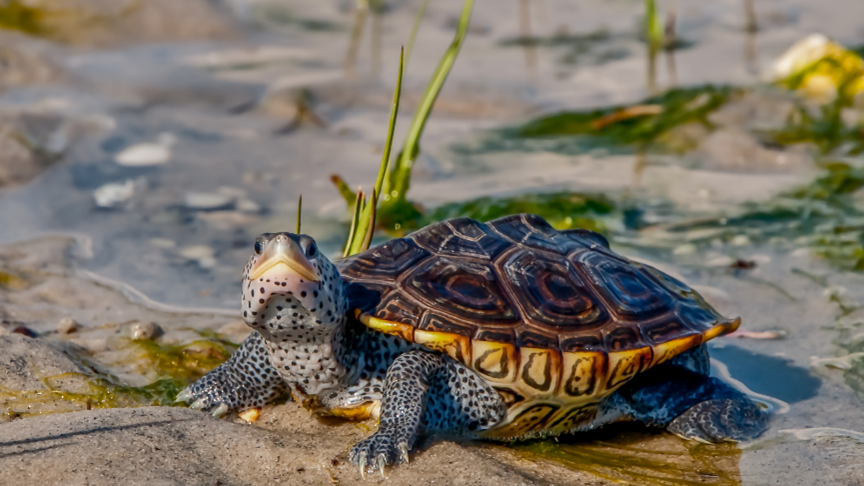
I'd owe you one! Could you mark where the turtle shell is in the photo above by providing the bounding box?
[337,214,738,438]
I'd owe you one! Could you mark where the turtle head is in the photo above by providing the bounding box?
[241,232,345,332]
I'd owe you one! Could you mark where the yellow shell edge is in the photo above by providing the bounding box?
[356,310,415,343]
[702,316,742,341]
[650,333,703,367]
[559,350,606,400]
[471,340,518,383]
[605,346,653,392]
[413,329,472,365]
[516,347,561,397]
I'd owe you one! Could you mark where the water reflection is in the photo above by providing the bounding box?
[509,425,742,486]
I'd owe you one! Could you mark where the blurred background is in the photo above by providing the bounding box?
[0,0,857,309]
[0,1,863,484]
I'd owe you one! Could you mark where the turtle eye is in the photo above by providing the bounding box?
[306,243,317,258]
[254,241,262,254]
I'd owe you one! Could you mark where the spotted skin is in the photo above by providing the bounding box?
[349,350,507,468]
[607,346,768,442]
[180,223,769,476]
[181,331,286,411]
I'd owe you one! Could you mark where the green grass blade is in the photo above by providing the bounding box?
[386,0,474,200]
[645,0,663,50]
[330,174,357,205]
[404,0,429,67]
[343,48,405,257]
[343,189,364,258]
[296,194,302,234]
[373,47,404,201]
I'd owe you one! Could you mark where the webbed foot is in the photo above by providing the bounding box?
[668,398,768,443]
[177,331,287,416]
[349,432,409,476]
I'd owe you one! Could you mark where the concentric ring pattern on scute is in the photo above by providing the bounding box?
[338,214,730,354]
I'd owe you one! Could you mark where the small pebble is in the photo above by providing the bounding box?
[12,326,37,338]
[115,133,175,167]
[179,245,216,260]
[236,199,261,213]
[93,180,135,208]
[149,238,177,249]
[131,322,163,341]
[184,193,234,210]
[218,321,251,336]
[57,317,80,334]
[238,408,261,424]
[179,245,217,269]
[730,235,751,246]
[672,243,697,256]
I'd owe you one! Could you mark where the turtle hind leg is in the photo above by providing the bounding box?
[177,331,287,415]
[349,350,506,475]
[608,359,768,443]
[667,397,767,443]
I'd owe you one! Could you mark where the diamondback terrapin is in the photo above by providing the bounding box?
[178,214,767,475]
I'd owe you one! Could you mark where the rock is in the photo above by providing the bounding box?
[0,334,93,417]
[93,179,136,208]
[184,192,235,210]
[696,128,811,173]
[217,321,253,342]
[0,32,61,90]
[130,321,163,341]
[237,198,262,213]
[148,238,176,249]
[178,245,218,269]
[0,114,58,188]
[11,325,38,338]
[56,317,79,334]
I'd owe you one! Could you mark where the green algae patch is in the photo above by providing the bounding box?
[514,86,734,151]
[123,337,237,384]
[645,159,864,271]
[250,3,343,32]
[0,0,48,36]
[0,269,29,290]
[425,192,616,233]
[507,428,741,486]
[0,371,185,419]
[0,332,239,419]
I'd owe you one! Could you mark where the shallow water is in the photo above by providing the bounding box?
[0,0,863,484]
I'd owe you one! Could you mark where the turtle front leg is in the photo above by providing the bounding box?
[609,361,768,443]
[176,331,288,416]
[349,350,506,476]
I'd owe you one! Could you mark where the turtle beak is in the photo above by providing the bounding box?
[249,235,319,282]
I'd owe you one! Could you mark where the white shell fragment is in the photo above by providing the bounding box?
[93,179,136,208]
[115,133,176,167]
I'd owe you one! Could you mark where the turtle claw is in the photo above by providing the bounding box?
[358,452,367,480]
[174,388,192,403]
[189,398,206,410]
[212,403,229,418]
[377,454,386,478]
[399,443,409,464]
